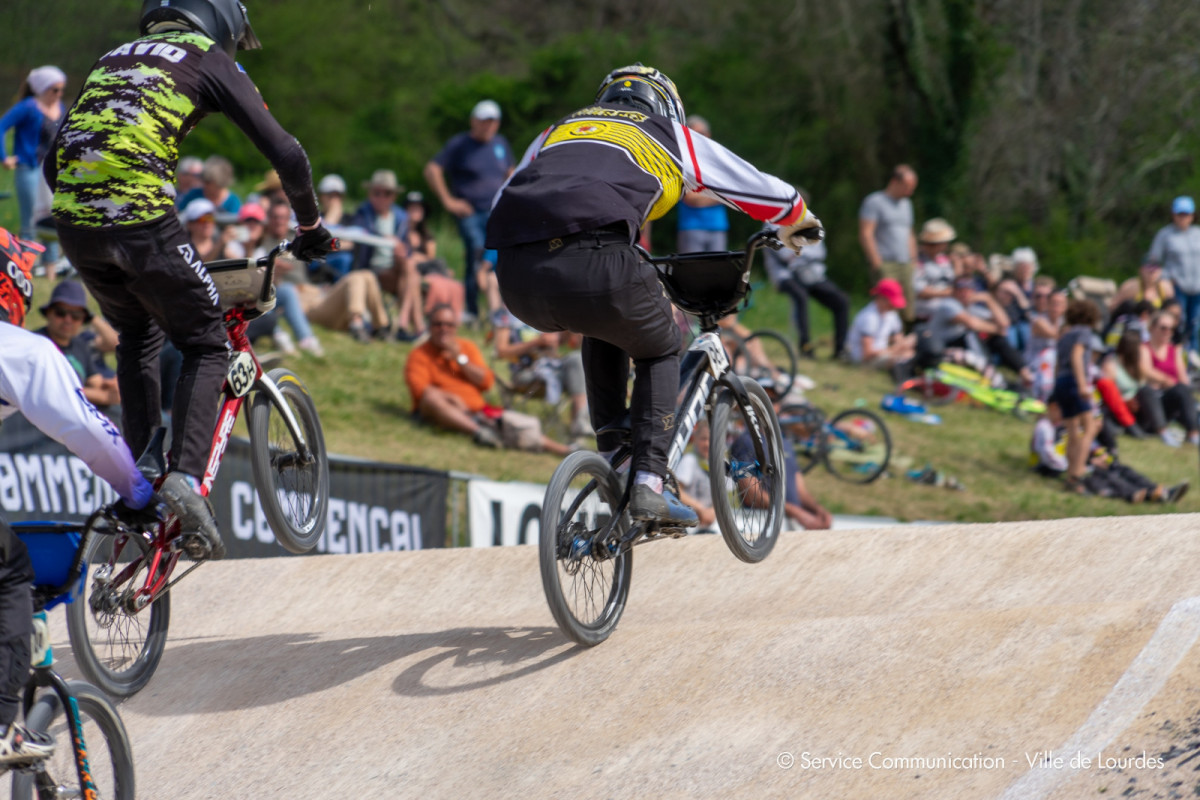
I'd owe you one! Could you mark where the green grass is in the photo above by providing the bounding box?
[15,190,1200,525]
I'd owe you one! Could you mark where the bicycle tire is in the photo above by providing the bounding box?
[13,680,135,800]
[709,379,784,563]
[249,368,330,554]
[820,408,892,484]
[776,401,826,475]
[66,529,170,698]
[731,329,797,399]
[540,451,631,646]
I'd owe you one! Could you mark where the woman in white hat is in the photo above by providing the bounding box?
[0,66,67,252]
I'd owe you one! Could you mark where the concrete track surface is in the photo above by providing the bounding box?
[44,513,1200,798]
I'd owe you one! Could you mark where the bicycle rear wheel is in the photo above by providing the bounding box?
[821,409,892,484]
[12,680,135,800]
[540,451,631,646]
[249,368,330,553]
[709,380,785,563]
[731,329,797,399]
[66,529,170,698]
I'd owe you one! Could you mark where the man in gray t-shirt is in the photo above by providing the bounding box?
[859,165,919,322]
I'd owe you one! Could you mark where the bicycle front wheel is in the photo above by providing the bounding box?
[709,379,785,563]
[249,368,330,553]
[540,451,631,646]
[13,680,135,800]
[821,409,892,484]
[731,329,797,399]
[66,529,170,698]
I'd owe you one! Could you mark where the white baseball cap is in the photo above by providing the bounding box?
[471,99,501,121]
[317,174,347,195]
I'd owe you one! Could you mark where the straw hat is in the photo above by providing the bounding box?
[918,218,956,244]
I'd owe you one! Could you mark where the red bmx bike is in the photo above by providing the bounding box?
[65,240,330,697]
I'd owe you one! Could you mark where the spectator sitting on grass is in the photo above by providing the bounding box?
[34,280,119,408]
[846,278,915,380]
[920,276,1032,384]
[1140,309,1199,446]
[674,417,717,531]
[493,310,592,438]
[405,304,573,455]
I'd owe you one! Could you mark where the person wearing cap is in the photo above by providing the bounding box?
[1146,195,1200,356]
[347,168,426,338]
[181,198,223,262]
[847,278,915,371]
[314,174,353,279]
[912,217,958,322]
[220,202,267,259]
[859,165,919,322]
[0,67,67,249]
[33,280,120,407]
[923,276,1032,383]
[177,154,241,216]
[424,99,516,318]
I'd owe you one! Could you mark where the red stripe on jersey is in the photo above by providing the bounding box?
[681,124,703,186]
[735,199,802,223]
[775,200,806,226]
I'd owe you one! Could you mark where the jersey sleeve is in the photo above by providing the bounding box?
[200,55,321,227]
[674,122,805,226]
[0,328,152,506]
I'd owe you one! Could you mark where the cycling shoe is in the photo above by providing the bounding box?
[629,484,698,528]
[159,472,226,560]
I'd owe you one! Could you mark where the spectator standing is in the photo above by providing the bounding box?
[424,99,515,319]
[675,115,730,253]
[765,189,849,359]
[859,164,918,322]
[0,66,67,260]
[1051,299,1103,493]
[176,154,240,216]
[1146,195,1200,357]
[33,280,120,408]
[846,278,915,372]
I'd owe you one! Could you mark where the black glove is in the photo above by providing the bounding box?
[110,497,162,527]
[291,225,335,262]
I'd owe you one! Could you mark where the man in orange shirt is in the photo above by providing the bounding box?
[405,304,501,447]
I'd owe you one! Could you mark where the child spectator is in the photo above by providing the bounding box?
[674,418,717,531]
[1050,298,1103,493]
[846,278,915,379]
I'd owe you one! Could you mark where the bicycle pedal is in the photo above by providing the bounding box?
[179,533,212,561]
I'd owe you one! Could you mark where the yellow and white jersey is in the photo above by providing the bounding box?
[487,102,805,249]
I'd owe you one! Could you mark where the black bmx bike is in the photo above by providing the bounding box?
[539,230,790,646]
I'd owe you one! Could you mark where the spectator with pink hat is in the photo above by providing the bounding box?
[847,278,916,373]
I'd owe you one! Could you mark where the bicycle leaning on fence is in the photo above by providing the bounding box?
[539,230,792,647]
[7,522,135,800]
[60,239,331,698]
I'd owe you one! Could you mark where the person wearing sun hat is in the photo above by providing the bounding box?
[912,217,957,322]
[1146,195,1200,356]
[33,280,121,408]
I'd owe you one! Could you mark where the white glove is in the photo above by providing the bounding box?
[777,209,825,253]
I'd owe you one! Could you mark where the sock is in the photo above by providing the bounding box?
[634,471,663,493]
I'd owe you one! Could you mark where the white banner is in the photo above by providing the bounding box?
[467,479,547,547]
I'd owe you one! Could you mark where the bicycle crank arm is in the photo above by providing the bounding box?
[254,373,312,458]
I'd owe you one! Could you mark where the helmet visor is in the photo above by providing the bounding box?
[237,3,261,50]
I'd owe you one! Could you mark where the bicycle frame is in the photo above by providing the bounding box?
[19,668,101,798]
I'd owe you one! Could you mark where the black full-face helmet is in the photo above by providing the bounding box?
[140,0,262,58]
[595,64,685,124]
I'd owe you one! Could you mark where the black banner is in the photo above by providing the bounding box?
[0,414,448,556]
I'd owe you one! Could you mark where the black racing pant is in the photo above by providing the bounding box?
[0,520,33,728]
[56,214,229,477]
[496,228,682,477]
[778,276,850,357]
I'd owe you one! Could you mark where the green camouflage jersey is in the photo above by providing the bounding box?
[46,31,319,229]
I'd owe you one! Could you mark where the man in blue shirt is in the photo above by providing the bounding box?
[675,115,730,253]
[1147,195,1200,356]
[424,100,515,319]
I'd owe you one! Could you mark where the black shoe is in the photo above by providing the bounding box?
[348,322,371,344]
[1165,481,1190,504]
[628,484,698,527]
[1124,423,1148,440]
[159,472,225,560]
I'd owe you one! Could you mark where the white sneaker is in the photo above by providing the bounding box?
[298,336,325,357]
[569,414,595,438]
[272,329,296,355]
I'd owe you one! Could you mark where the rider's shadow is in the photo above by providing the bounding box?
[100,626,579,715]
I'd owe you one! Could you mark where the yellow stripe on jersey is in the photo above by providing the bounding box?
[542,119,683,220]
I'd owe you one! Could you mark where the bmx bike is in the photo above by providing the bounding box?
[7,523,135,799]
[777,403,892,484]
[540,230,791,646]
[54,240,331,697]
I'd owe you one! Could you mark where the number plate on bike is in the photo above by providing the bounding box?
[226,352,256,397]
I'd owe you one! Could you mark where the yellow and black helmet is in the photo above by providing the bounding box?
[595,64,685,124]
